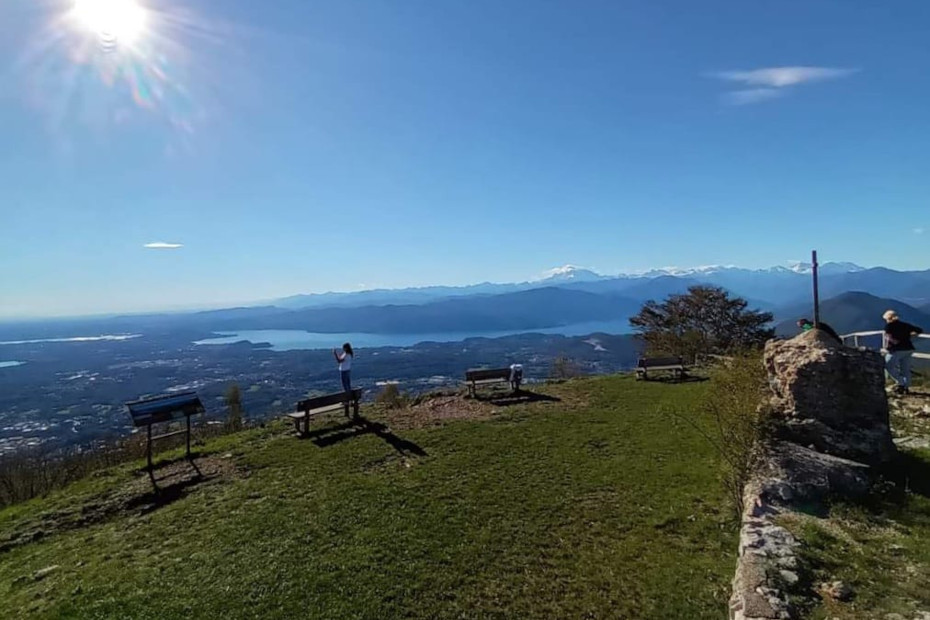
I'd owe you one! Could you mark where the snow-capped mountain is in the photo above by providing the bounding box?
[766,261,866,275]
[622,262,865,278]
[633,265,738,278]
[277,260,928,314]
[535,265,608,283]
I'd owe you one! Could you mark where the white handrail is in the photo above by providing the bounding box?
[840,331,930,360]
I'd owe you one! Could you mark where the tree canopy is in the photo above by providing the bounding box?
[629,286,774,362]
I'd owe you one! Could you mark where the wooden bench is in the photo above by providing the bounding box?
[125,391,205,476]
[635,357,687,381]
[287,388,363,435]
[465,367,522,397]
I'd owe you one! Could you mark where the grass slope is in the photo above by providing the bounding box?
[0,376,735,619]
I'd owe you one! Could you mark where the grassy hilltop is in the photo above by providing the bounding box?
[0,376,737,619]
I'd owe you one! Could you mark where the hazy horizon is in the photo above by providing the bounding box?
[2,258,924,322]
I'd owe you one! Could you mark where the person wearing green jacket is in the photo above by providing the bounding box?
[796,318,842,344]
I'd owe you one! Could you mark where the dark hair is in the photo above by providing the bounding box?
[342,342,354,356]
[797,318,812,326]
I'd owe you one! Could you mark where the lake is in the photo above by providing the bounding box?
[193,321,632,352]
[0,361,25,368]
[0,334,140,346]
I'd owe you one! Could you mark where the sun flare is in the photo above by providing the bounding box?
[72,0,147,46]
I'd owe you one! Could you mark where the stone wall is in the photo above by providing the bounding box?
[729,329,895,620]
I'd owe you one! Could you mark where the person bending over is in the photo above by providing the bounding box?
[797,318,842,344]
[883,310,924,395]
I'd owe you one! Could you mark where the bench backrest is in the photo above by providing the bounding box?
[637,357,684,368]
[465,368,512,382]
[297,388,363,412]
[126,392,205,427]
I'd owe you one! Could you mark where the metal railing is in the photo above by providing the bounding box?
[840,331,930,360]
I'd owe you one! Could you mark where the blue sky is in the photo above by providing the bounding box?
[1,0,929,318]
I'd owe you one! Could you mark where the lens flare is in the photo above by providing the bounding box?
[73,0,147,46]
[14,0,248,151]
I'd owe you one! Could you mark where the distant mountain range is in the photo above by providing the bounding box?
[276,262,930,313]
[5,262,928,343]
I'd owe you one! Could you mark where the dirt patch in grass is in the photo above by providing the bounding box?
[387,387,566,430]
[0,454,244,554]
[389,394,500,429]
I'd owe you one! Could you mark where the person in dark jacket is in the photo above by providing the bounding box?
[797,318,843,344]
[882,310,924,394]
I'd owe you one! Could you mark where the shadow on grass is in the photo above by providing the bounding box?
[893,450,930,500]
[131,456,216,513]
[640,375,709,384]
[305,416,428,458]
[483,390,562,407]
[848,449,930,511]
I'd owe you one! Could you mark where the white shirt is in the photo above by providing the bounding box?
[339,353,352,372]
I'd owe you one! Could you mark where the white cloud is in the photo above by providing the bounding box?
[144,242,183,249]
[713,66,856,88]
[724,88,783,106]
[710,66,857,105]
[915,228,925,235]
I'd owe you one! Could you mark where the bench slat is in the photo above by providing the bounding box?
[289,389,363,435]
[465,368,512,381]
[637,357,684,369]
[286,403,345,419]
[296,388,363,412]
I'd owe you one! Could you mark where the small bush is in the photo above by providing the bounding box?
[549,355,582,380]
[375,383,408,409]
[663,352,772,519]
[225,383,244,432]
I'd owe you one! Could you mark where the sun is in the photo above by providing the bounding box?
[72,0,147,46]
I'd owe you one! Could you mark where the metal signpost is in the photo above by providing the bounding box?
[126,391,205,486]
[811,249,820,327]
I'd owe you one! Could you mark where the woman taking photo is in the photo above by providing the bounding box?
[333,343,354,392]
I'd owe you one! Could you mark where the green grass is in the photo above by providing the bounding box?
[780,447,930,618]
[0,376,736,619]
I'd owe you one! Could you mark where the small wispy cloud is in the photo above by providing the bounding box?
[915,227,925,235]
[144,242,183,249]
[713,66,856,88]
[709,66,857,105]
